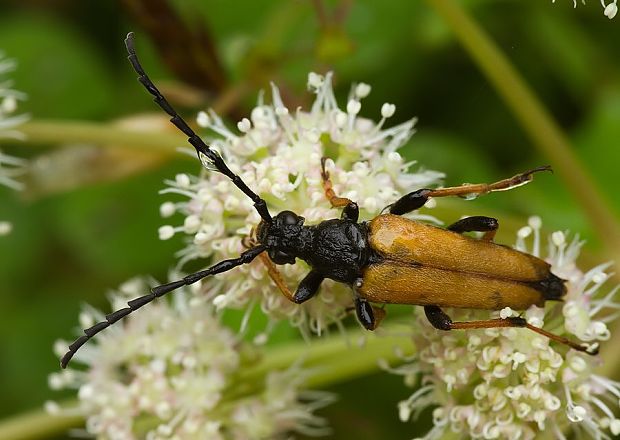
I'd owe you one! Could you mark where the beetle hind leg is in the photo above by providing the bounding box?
[423,305,598,356]
[448,216,499,241]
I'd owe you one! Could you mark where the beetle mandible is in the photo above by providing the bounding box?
[60,33,597,368]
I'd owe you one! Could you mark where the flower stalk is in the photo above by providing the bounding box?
[17,120,185,154]
[0,403,82,440]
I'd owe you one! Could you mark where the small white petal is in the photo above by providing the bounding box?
[44,401,61,414]
[605,2,618,18]
[0,221,12,235]
[175,173,191,188]
[381,103,396,118]
[157,424,173,436]
[158,225,175,240]
[347,99,361,115]
[159,202,176,218]
[196,111,210,127]
[307,72,324,89]
[528,215,542,229]
[567,404,587,422]
[335,111,347,127]
[183,215,202,234]
[398,401,412,421]
[237,118,251,133]
[499,307,513,319]
[2,96,17,113]
[517,226,532,239]
[355,83,371,98]
[275,106,288,116]
[551,231,565,246]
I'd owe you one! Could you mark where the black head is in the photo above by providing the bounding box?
[256,211,307,264]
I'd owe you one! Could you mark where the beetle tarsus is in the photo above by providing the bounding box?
[448,216,499,241]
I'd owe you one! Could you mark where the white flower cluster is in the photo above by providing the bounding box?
[553,0,618,19]
[392,217,620,440]
[49,278,334,439]
[158,72,442,336]
[0,51,28,236]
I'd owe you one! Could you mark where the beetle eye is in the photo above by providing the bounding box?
[278,211,300,225]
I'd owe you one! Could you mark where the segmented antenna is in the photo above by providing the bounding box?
[124,32,272,223]
[61,245,266,368]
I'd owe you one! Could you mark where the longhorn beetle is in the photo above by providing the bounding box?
[60,33,597,368]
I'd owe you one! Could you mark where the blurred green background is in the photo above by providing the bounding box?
[0,0,619,438]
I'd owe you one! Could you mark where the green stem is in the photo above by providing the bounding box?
[0,403,82,440]
[304,331,412,388]
[425,0,620,267]
[17,120,185,154]
[242,324,412,387]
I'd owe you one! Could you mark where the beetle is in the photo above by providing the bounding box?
[60,33,597,368]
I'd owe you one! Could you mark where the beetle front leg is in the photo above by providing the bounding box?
[257,252,296,302]
[448,216,499,241]
[388,166,551,215]
[321,157,359,222]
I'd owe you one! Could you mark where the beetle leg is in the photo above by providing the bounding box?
[448,216,499,241]
[423,305,598,355]
[355,297,376,330]
[345,303,386,329]
[257,252,296,302]
[388,166,551,215]
[321,157,359,222]
[293,270,325,304]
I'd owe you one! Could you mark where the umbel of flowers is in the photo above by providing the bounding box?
[158,72,443,336]
[392,217,620,440]
[49,278,334,439]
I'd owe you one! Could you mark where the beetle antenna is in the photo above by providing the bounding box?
[124,32,272,223]
[60,245,266,369]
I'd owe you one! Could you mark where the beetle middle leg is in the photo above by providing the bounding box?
[321,157,359,222]
[258,253,330,304]
[448,216,499,241]
[423,305,598,355]
[388,166,552,215]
